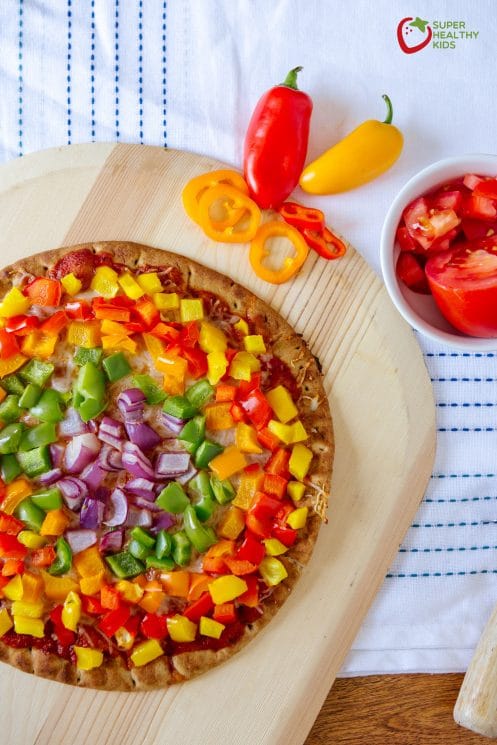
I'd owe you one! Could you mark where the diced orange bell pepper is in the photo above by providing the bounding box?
[205,402,235,431]
[30,545,56,568]
[40,310,69,337]
[2,558,24,576]
[187,573,212,602]
[155,354,188,395]
[209,445,248,480]
[100,584,122,610]
[101,335,137,354]
[213,602,236,624]
[79,573,105,596]
[40,509,70,537]
[21,571,44,602]
[139,590,166,614]
[217,506,246,540]
[237,575,259,607]
[24,278,62,306]
[204,540,235,559]
[73,545,106,578]
[202,557,228,574]
[143,333,166,359]
[236,422,263,454]
[232,467,264,510]
[0,511,24,535]
[215,384,237,403]
[1,477,33,514]
[223,557,257,576]
[41,570,79,601]
[0,353,27,378]
[67,320,101,348]
[160,570,190,598]
[0,386,6,403]
[21,332,57,359]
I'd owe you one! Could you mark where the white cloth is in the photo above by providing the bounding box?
[1,0,497,675]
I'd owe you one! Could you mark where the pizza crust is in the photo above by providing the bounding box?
[0,241,334,691]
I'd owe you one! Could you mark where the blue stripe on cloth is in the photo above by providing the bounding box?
[138,0,143,143]
[387,569,497,578]
[162,0,167,146]
[67,0,72,144]
[17,0,23,156]
[90,0,96,140]
[114,0,120,139]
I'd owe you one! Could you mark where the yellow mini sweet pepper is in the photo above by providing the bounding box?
[41,571,79,601]
[287,506,308,530]
[243,335,266,354]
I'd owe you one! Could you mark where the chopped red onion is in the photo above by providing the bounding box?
[98,417,124,450]
[38,468,63,486]
[122,441,155,480]
[125,422,161,451]
[64,433,100,474]
[162,413,185,435]
[99,444,123,472]
[98,431,123,450]
[103,488,128,527]
[49,443,65,468]
[126,505,152,527]
[100,529,123,553]
[117,389,146,422]
[125,478,156,500]
[152,512,176,531]
[65,529,97,554]
[57,477,88,510]
[59,407,89,437]
[176,463,198,485]
[130,495,162,512]
[80,461,107,490]
[94,486,110,502]
[87,419,99,434]
[80,497,104,530]
[155,452,191,478]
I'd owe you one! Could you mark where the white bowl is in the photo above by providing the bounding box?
[380,154,497,351]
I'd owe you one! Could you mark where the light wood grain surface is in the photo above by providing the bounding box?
[0,144,436,745]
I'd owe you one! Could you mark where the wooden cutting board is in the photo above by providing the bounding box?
[0,144,436,745]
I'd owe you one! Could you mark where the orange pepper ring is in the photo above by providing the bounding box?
[197,185,261,243]
[249,221,310,285]
[182,169,249,228]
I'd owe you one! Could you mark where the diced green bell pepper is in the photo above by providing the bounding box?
[31,487,62,511]
[183,505,217,553]
[155,530,172,559]
[19,422,57,451]
[15,498,46,533]
[0,423,25,454]
[130,526,156,549]
[162,395,198,420]
[0,454,22,484]
[194,440,224,469]
[179,415,206,454]
[30,389,64,423]
[48,536,72,575]
[73,362,107,423]
[103,352,131,383]
[145,555,175,570]
[185,379,214,409]
[16,445,51,477]
[189,473,216,520]
[128,539,152,562]
[18,383,42,409]
[2,374,25,396]
[171,530,192,566]
[156,482,190,514]
[132,374,167,405]
[194,495,217,522]
[210,475,236,505]
[19,359,54,387]
[74,347,103,366]
[0,395,21,424]
[106,551,145,578]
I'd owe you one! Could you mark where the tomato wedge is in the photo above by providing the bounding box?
[425,240,497,337]
[396,253,429,294]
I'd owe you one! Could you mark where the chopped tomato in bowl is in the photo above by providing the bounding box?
[380,154,497,350]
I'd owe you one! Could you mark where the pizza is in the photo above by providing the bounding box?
[0,241,333,690]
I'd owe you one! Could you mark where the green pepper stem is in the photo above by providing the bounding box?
[282,66,303,90]
[382,94,393,124]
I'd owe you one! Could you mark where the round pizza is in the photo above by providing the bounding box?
[0,241,333,690]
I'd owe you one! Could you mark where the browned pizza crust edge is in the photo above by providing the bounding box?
[0,240,334,691]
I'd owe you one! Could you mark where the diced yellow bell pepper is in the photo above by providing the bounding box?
[180,298,204,323]
[233,318,249,336]
[12,600,44,618]
[264,538,288,556]
[60,272,82,296]
[74,645,104,670]
[118,272,145,300]
[207,351,228,385]
[0,288,30,318]
[21,332,57,359]
[167,614,197,642]
[229,351,260,381]
[67,320,101,348]
[0,353,27,378]
[100,319,129,336]
[291,420,308,443]
[287,481,305,503]
[232,468,264,510]
[267,420,294,445]
[41,571,79,601]
[235,422,262,454]
[287,506,308,530]
[153,292,179,311]
[17,530,47,549]
[130,638,164,667]
[143,332,166,360]
[289,444,313,481]
[199,321,227,353]
[243,335,266,354]
[209,445,248,481]
[3,574,23,601]
[116,579,144,604]
[217,506,245,540]
[114,626,135,651]
[101,334,137,354]
[205,402,234,431]
[61,590,81,631]
[90,266,119,298]
[136,272,162,294]
[21,572,44,602]
[40,508,70,537]
[266,385,298,424]
[259,557,288,587]
[0,608,13,637]
[14,615,44,638]
[79,573,105,596]
[199,616,225,639]
[73,545,105,578]
[1,477,32,514]
[208,575,248,604]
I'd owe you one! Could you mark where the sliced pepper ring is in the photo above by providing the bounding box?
[278,202,325,232]
[198,185,261,244]
[303,226,347,260]
[249,221,310,284]
[182,169,249,228]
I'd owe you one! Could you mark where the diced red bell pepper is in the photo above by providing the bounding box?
[223,557,258,576]
[2,558,24,576]
[149,322,179,341]
[250,492,281,518]
[202,556,228,574]
[134,297,160,330]
[81,595,105,615]
[235,532,266,565]
[50,605,77,646]
[230,402,246,423]
[65,300,94,320]
[213,603,237,624]
[183,591,214,622]
[92,295,134,310]
[0,534,27,560]
[98,605,131,637]
[240,390,272,430]
[263,473,288,500]
[272,524,298,547]
[237,575,259,607]
[125,613,141,638]
[276,500,294,523]
[179,321,200,348]
[257,427,280,452]
[4,315,39,336]
[40,310,69,336]
[100,584,122,610]
[94,305,131,322]
[182,347,208,378]
[0,511,24,535]
[30,545,56,567]
[0,329,19,360]
[237,373,262,400]
[265,448,290,478]
[224,347,238,364]
[141,612,169,640]
[24,277,62,306]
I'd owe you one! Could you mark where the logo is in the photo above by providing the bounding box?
[397,16,480,54]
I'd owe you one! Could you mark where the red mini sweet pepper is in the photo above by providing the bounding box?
[243,67,312,209]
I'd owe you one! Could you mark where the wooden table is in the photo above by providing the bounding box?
[305,675,490,744]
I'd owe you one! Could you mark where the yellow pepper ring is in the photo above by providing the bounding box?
[249,221,310,285]
[182,169,249,228]
[198,184,261,244]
